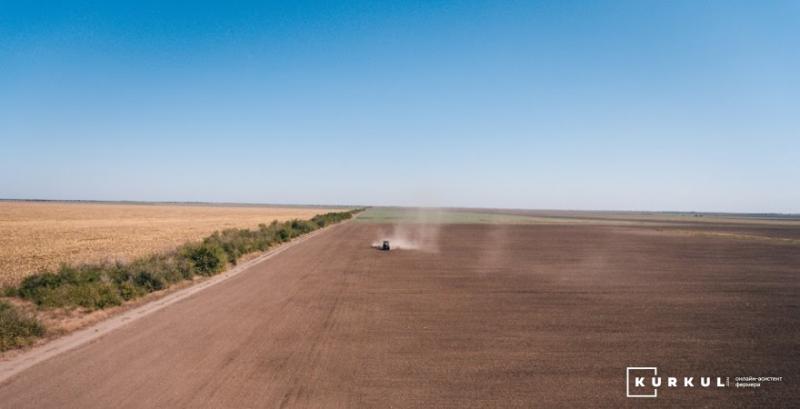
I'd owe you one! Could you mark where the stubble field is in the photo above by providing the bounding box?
[0,201,338,287]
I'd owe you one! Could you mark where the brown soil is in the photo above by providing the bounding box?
[0,221,797,408]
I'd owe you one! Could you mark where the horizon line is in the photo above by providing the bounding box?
[1,197,798,218]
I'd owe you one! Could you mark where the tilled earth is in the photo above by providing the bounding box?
[0,221,797,408]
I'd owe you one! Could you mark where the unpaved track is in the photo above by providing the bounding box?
[0,222,798,408]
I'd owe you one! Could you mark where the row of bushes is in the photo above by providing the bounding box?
[0,301,45,351]
[5,210,361,311]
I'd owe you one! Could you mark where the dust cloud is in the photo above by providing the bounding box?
[372,208,443,252]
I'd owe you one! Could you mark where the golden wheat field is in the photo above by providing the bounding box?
[0,201,339,287]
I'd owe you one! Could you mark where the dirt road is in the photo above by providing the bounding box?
[0,220,798,408]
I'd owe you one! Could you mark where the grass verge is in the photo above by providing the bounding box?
[0,301,45,351]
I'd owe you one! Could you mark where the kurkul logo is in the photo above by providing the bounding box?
[626,367,728,398]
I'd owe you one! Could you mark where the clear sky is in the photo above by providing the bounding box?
[1,1,797,212]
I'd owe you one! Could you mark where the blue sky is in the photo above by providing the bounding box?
[1,1,797,212]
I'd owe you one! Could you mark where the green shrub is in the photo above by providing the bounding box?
[118,281,144,301]
[30,286,68,308]
[0,301,45,351]
[17,271,65,300]
[124,254,190,289]
[277,226,292,242]
[134,271,166,292]
[291,219,318,235]
[17,264,118,309]
[86,283,124,309]
[32,282,122,310]
[204,231,242,265]
[183,242,228,275]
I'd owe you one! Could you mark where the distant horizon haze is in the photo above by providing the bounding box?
[1,197,797,216]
